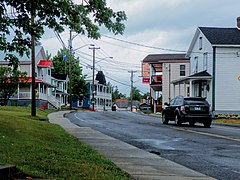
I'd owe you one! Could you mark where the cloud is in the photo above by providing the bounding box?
[41,0,240,96]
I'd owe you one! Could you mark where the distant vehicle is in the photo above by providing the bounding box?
[139,103,151,112]
[112,104,117,111]
[162,96,213,128]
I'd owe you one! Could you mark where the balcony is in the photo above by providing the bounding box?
[150,75,162,91]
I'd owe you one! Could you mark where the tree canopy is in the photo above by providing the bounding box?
[111,85,126,102]
[0,0,127,67]
[52,48,87,101]
[131,87,142,101]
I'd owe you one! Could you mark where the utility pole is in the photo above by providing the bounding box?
[128,70,137,112]
[68,30,73,110]
[89,46,100,111]
[31,9,36,116]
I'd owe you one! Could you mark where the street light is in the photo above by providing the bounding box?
[73,44,94,52]
[68,31,93,110]
[96,56,113,63]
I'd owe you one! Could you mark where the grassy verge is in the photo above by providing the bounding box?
[0,106,131,179]
[214,119,240,124]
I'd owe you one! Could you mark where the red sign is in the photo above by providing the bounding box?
[142,77,150,84]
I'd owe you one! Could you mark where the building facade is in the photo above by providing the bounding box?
[173,25,240,113]
[0,45,68,109]
[142,54,190,113]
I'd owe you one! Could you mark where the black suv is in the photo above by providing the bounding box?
[162,96,213,128]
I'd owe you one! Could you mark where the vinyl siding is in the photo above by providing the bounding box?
[188,30,213,104]
[215,47,240,111]
[162,62,189,104]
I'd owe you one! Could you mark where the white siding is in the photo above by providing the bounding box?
[189,31,213,76]
[215,47,240,111]
[188,30,213,104]
[162,62,189,104]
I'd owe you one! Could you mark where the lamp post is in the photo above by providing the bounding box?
[89,45,100,111]
[68,30,93,110]
[96,56,113,63]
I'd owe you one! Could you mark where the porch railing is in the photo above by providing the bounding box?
[11,92,60,109]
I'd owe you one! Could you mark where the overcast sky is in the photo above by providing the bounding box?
[41,0,240,96]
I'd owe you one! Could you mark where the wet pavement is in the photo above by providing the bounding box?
[48,111,216,180]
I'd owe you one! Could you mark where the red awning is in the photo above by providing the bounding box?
[20,77,42,83]
[38,60,52,67]
[5,77,42,83]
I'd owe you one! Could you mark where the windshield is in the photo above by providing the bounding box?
[184,99,209,105]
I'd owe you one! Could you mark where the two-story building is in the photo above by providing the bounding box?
[172,20,240,113]
[0,44,68,109]
[142,54,190,113]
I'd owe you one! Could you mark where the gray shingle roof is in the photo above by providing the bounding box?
[199,27,240,45]
[189,70,211,77]
[143,53,189,63]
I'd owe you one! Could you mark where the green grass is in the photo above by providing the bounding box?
[0,106,131,179]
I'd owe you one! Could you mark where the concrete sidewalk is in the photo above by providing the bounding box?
[48,111,216,180]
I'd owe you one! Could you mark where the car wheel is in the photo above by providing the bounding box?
[204,119,212,128]
[189,121,196,126]
[175,114,182,125]
[162,113,169,125]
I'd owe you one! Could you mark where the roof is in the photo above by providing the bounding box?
[0,45,43,62]
[171,71,212,84]
[52,74,68,80]
[38,60,52,67]
[189,70,211,77]
[199,27,240,45]
[143,54,189,63]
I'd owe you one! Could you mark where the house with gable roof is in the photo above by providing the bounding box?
[142,54,190,113]
[0,44,68,109]
[172,18,240,113]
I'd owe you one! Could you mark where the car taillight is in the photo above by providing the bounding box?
[180,106,185,113]
[209,105,212,112]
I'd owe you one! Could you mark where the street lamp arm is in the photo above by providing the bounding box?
[73,44,94,51]
[96,56,113,63]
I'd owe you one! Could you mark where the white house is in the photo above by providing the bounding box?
[0,44,68,109]
[172,21,240,113]
[84,79,112,111]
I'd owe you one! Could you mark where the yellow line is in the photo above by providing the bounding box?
[172,127,240,142]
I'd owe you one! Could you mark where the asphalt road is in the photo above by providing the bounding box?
[66,111,240,180]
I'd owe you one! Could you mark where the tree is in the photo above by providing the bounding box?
[111,85,126,102]
[131,87,142,101]
[52,48,87,101]
[0,0,127,68]
[0,67,27,105]
[142,92,150,100]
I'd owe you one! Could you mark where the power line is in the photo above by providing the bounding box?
[102,34,187,53]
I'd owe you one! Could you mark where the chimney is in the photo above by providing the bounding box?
[237,17,240,29]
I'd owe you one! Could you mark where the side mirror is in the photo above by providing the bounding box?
[164,102,170,106]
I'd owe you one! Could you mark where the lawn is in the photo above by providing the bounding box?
[0,106,131,179]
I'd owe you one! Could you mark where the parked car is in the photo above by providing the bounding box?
[162,96,213,128]
[139,103,151,112]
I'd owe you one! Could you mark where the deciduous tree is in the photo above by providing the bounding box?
[0,0,127,67]
[52,48,87,101]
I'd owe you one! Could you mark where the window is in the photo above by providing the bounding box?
[194,57,198,73]
[180,65,186,76]
[203,52,208,71]
[170,98,176,105]
[199,37,202,50]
